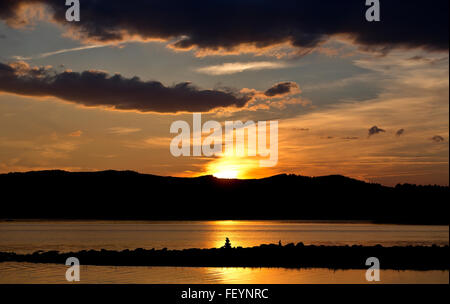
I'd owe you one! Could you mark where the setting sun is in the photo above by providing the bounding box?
[206,154,275,180]
[207,155,256,179]
[213,170,239,179]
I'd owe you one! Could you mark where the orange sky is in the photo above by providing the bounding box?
[0,3,448,186]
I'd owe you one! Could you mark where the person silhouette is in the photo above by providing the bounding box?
[223,237,232,249]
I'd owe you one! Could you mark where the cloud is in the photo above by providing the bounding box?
[69,130,82,137]
[265,82,300,97]
[0,1,448,55]
[144,136,171,147]
[196,61,288,75]
[12,44,116,61]
[0,135,81,160]
[431,135,445,143]
[396,129,405,136]
[108,127,141,135]
[0,61,251,113]
[368,126,385,136]
[121,136,171,149]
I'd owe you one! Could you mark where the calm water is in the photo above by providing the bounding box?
[0,220,448,284]
[0,262,448,284]
[0,220,448,253]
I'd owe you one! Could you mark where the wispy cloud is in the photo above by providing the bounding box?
[69,130,83,137]
[275,50,449,186]
[108,127,142,135]
[11,44,116,61]
[196,61,288,75]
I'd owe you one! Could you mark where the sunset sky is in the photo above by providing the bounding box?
[0,1,448,185]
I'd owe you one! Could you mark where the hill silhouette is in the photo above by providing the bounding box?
[0,170,448,224]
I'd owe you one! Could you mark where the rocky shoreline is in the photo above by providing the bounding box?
[0,243,447,270]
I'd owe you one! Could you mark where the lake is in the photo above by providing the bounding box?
[0,220,448,283]
[0,262,448,284]
[0,220,448,253]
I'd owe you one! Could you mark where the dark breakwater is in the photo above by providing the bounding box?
[0,243,447,270]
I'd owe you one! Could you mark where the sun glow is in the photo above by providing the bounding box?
[213,170,239,179]
[206,154,274,180]
[208,156,252,179]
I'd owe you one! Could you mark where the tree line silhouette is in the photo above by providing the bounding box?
[0,170,448,224]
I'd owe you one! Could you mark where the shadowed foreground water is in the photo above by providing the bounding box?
[0,262,448,284]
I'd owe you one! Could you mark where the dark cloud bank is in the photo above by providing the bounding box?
[0,0,448,52]
[0,62,250,113]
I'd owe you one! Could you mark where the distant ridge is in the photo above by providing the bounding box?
[0,170,448,224]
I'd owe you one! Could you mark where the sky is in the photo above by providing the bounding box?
[0,0,448,185]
